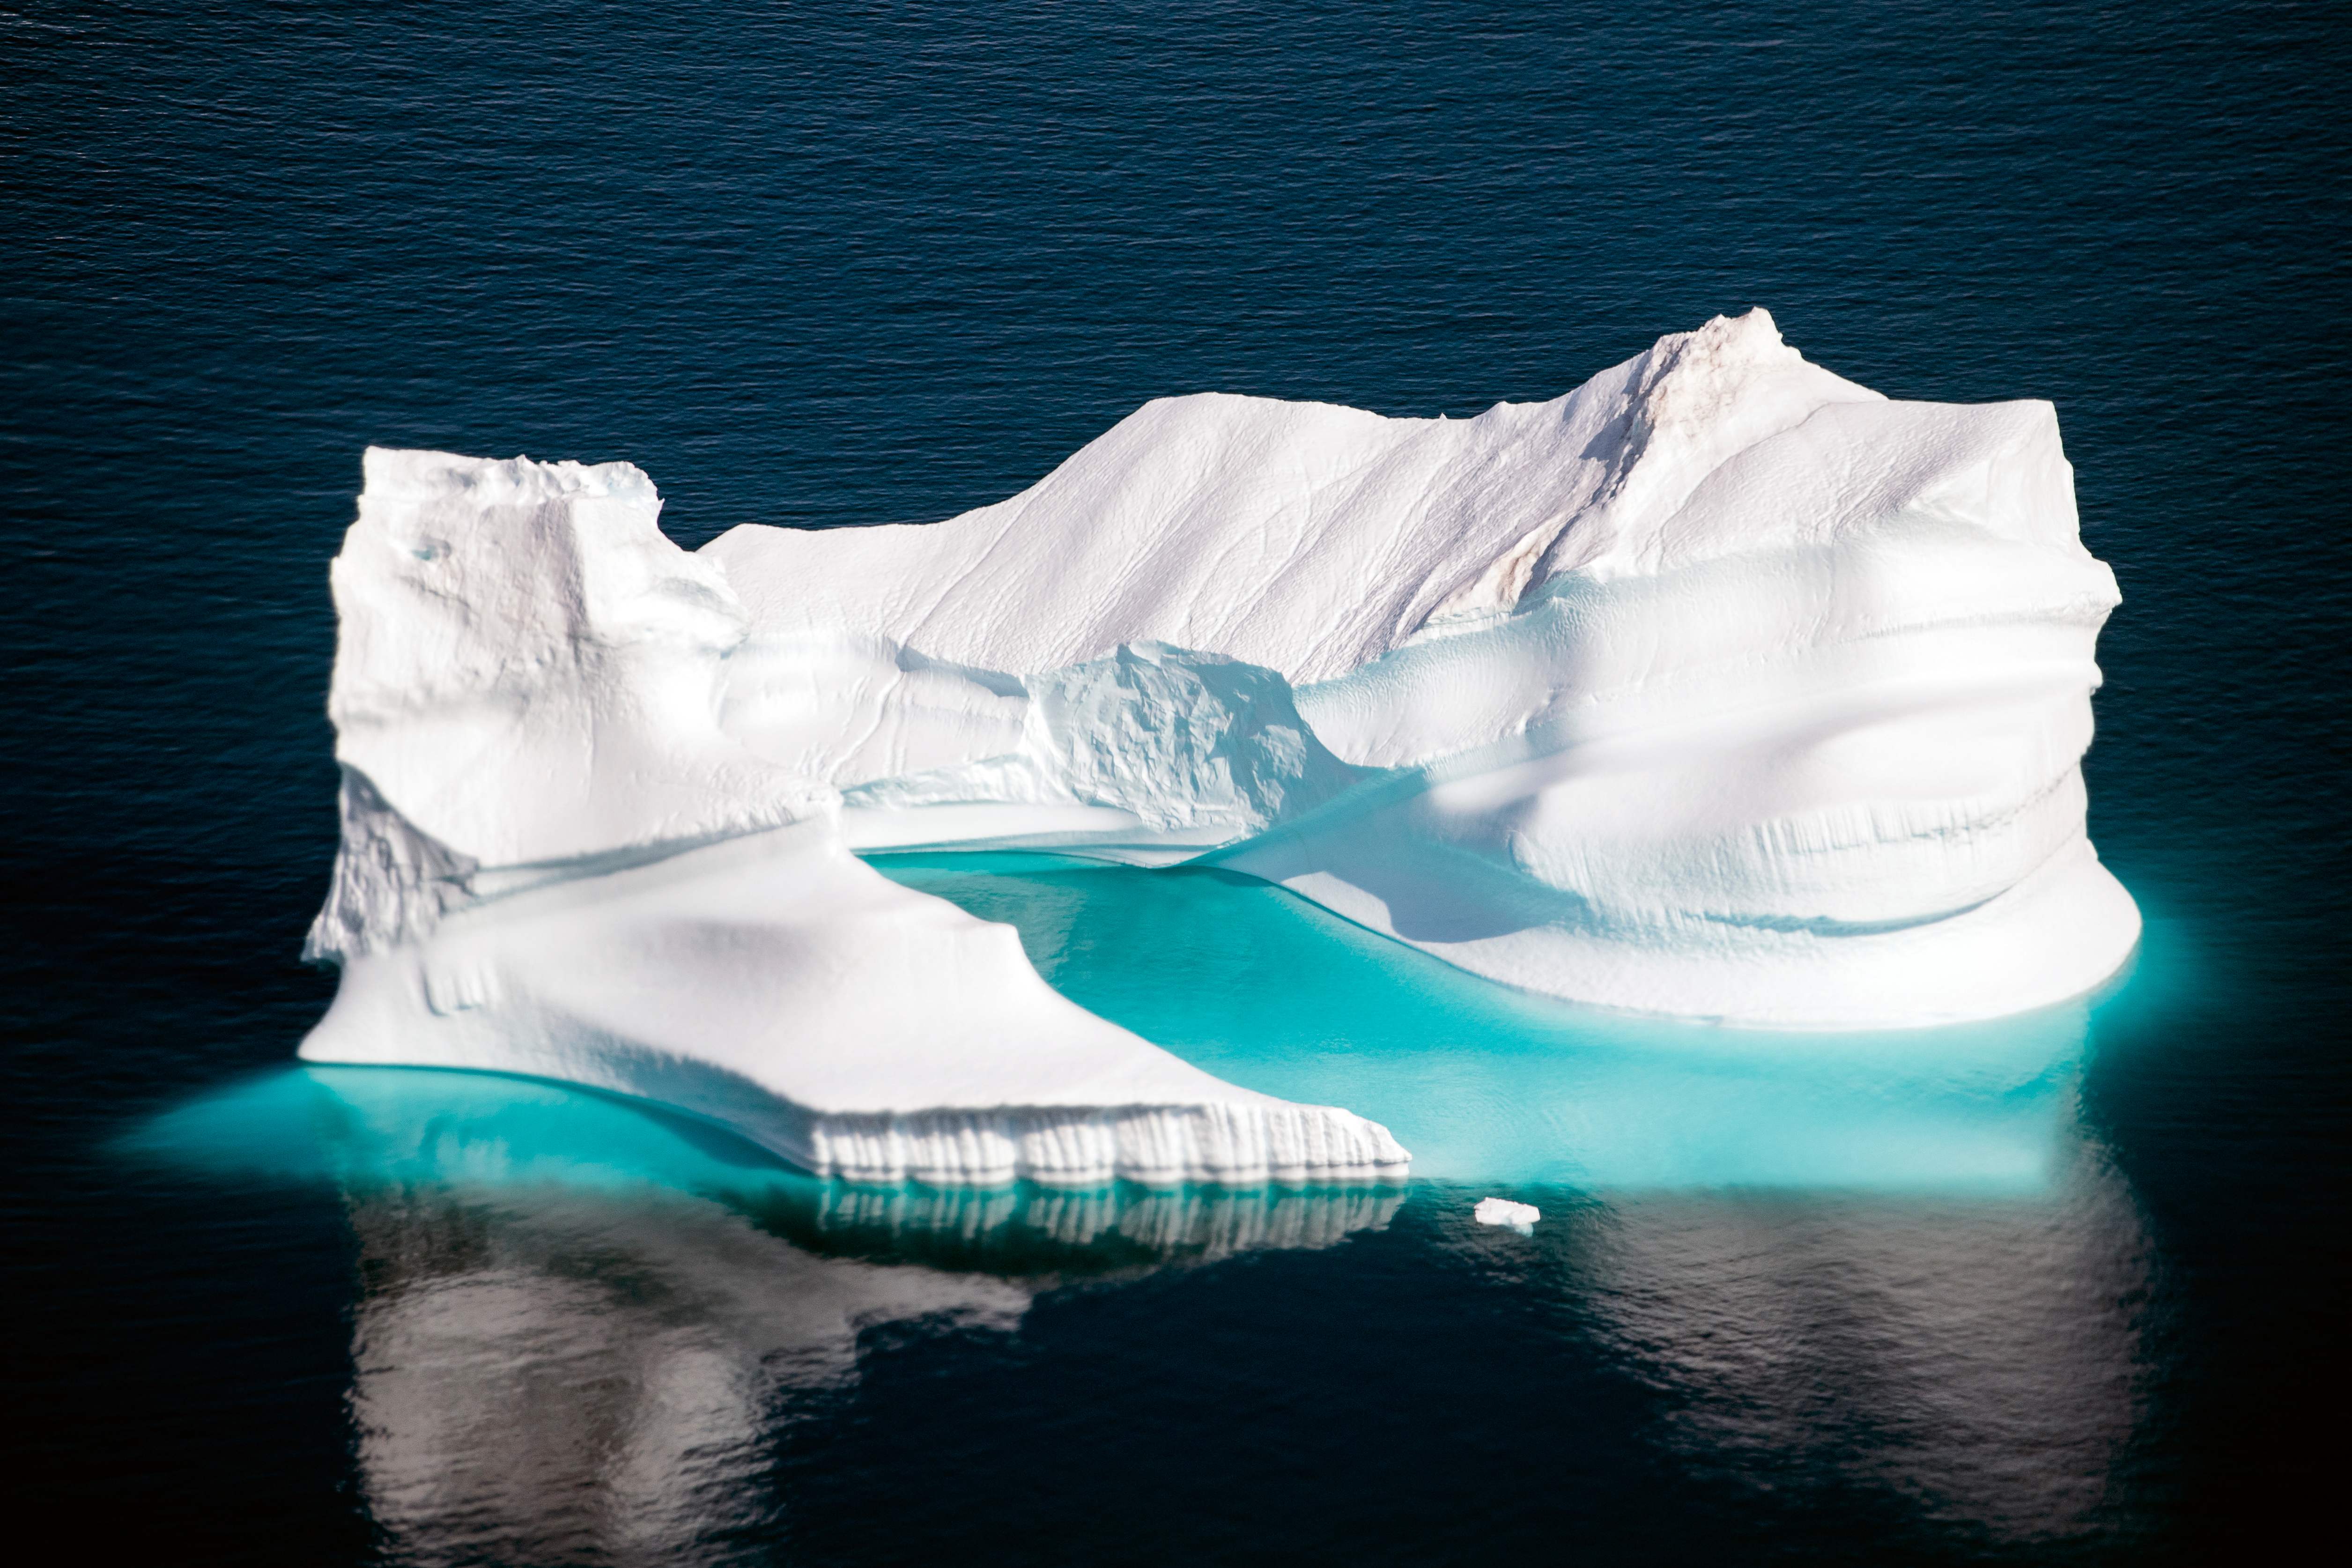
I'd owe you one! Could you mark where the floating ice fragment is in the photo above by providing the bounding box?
[1473,1197,1541,1233]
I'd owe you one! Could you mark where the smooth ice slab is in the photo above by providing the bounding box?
[306,821,1406,1186]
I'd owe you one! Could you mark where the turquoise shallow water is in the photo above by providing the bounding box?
[878,853,2115,1194]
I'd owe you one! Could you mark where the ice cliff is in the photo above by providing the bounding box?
[300,309,2140,1180]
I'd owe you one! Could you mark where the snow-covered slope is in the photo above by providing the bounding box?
[300,309,2139,1174]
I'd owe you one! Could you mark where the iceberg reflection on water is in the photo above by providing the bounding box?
[1558,1163,2153,1544]
[337,1180,1023,1565]
[128,1065,1409,1565]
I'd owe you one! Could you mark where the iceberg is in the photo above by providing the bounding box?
[298,309,2138,1183]
[881,852,2111,1194]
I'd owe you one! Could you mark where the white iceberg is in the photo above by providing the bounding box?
[298,309,2138,1182]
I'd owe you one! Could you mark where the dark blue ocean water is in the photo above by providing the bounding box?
[6,2,2348,1563]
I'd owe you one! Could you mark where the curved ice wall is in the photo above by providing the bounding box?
[301,310,2138,1179]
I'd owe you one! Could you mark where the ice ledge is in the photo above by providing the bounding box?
[297,823,1411,1189]
[298,976,1411,1189]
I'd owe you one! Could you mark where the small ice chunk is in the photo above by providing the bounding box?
[1473,1197,1540,1233]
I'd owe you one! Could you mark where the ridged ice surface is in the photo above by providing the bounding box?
[301,309,2138,1186]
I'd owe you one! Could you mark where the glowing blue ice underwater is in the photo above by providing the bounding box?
[878,854,2119,1195]
[136,852,2130,1205]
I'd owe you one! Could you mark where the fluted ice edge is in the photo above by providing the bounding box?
[794,1100,1412,1187]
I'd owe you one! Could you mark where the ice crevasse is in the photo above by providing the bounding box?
[299,309,2141,1185]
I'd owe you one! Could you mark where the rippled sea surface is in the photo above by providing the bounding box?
[7,3,2347,1563]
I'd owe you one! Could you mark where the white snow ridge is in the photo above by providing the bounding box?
[299,310,2139,1184]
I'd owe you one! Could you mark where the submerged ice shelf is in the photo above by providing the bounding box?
[307,821,1405,1187]
[298,310,2139,1185]
[880,852,2114,1193]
